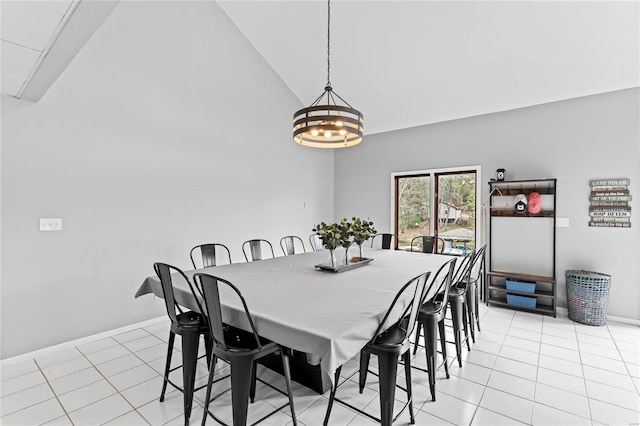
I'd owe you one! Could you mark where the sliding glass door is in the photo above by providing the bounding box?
[395,169,477,254]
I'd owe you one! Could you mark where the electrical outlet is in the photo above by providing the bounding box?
[556,217,570,228]
[40,218,62,231]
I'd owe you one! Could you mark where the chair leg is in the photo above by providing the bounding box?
[423,318,438,402]
[359,351,371,393]
[229,357,254,426]
[450,300,464,367]
[160,331,175,402]
[466,285,476,343]
[280,349,297,426]
[474,283,481,332]
[323,366,342,426]
[461,299,471,352]
[181,329,201,425]
[249,362,257,403]
[201,356,217,426]
[413,321,422,355]
[377,352,399,426]
[402,350,415,424]
[438,320,449,379]
[204,332,213,366]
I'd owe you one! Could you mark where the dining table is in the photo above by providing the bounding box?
[135,248,451,423]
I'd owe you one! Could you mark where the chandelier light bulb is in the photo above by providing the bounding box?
[311,129,319,136]
[339,129,347,135]
[324,131,332,137]
[335,120,343,127]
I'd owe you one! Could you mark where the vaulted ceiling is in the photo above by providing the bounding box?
[2,1,638,135]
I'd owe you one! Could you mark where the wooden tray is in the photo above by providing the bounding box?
[314,257,373,273]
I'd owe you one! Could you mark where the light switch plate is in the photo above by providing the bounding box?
[40,218,62,231]
[556,217,570,227]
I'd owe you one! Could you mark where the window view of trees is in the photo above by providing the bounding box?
[397,176,431,249]
[396,172,476,254]
[437,173,476,254]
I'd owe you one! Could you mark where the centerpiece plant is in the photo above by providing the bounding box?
[337,218,353,265]
[351,217,377,259]
[313,217,376,267]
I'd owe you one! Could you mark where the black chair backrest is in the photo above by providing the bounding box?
[190,243,232,269]
[242,239,275,262]
[469,245,487,281]
[309,234,324,252]
[424,258,458,312]
[437,237,454,253]
[452,250,475,287]
[154,263,206,324]
[371,271,431,343]
[280,236,306,256]
[370,233,397,250]
[411,236,435,253]
[193,273,262,352]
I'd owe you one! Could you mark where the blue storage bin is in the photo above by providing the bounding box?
[506,294,537,308]
[506,279,536,294]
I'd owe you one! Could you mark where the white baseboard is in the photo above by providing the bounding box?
[554,307,639,326]
[0,316,166,368]
[604,314,640,327]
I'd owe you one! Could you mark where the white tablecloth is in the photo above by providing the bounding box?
[136,249,451,384]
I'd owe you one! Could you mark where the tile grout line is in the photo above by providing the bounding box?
[109,328,185,425]
[75,336,154,425]
[3,305,637,426]
[33,358,75,425]
[534,316,595,424]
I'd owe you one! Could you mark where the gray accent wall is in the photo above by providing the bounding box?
[1,2,333,359]
[334,88,639,320]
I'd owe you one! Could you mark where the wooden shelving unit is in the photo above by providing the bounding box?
[486,178,557,317]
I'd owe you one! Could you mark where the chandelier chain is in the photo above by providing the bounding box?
[326,0,331,87]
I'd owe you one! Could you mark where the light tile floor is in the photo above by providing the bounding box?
[1,305,639,425]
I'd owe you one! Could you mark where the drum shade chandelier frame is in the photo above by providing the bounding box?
[293,0,364,148]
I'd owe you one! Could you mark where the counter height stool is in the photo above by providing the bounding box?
[280,235,306,256]
[190,243,232,269]
[194,273,297,426]
[410,235,436,253]
[323,271,430,426]
[458,245,486,342]
[413,258,457,401]
[447,251,475,367]
[242,239,275,262]
[153,263,212,426]
[309,234,324,252]
[370,233,397,250]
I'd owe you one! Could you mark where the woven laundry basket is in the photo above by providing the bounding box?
[565,270,611,326]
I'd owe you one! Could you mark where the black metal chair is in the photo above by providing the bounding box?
[323,271,431,426]
[309,234,324,252]
[370,233,397,250]
[446,251,475,367]
[153,263,213,426]
[410,235,436,253]
[412,258,458,401]
[190,243,232,269]
[280,235,307,256]
[242,239,275,262]
[456,245,486,342]
[194,273,297,426]
[438,237,455,255]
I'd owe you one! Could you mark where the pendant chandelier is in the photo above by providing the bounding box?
[293,0,364,148]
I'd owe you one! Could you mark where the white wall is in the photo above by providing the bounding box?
[1,1,334,359]
[334,88,639,320]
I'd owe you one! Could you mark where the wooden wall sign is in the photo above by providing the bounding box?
[589,178,631,228]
